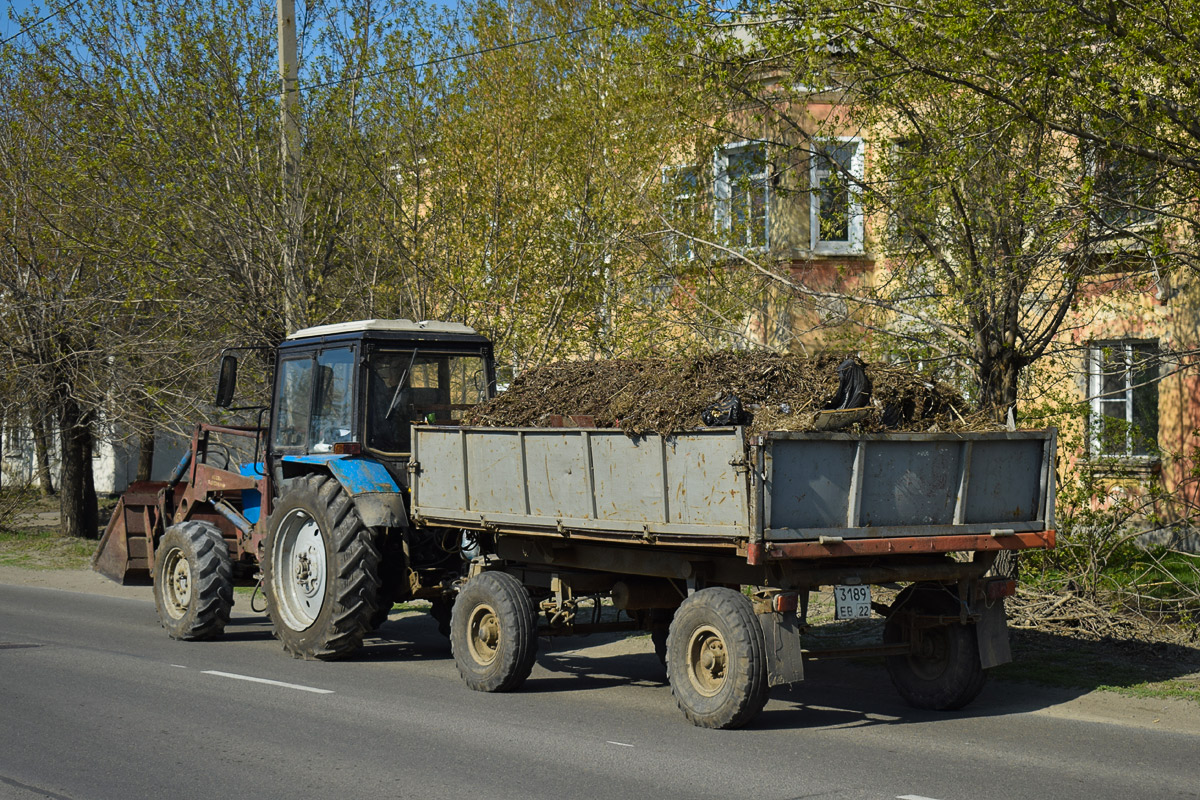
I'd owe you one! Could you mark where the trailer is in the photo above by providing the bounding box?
[93,319,1056,729]
[410,424,1055,726]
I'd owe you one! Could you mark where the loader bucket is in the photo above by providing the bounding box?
[91,482,169,585]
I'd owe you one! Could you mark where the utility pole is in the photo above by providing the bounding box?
[277,0,305,332]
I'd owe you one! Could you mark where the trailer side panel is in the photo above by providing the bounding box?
[410,427,751,539]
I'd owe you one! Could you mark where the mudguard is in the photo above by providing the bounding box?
[281,455,409,528]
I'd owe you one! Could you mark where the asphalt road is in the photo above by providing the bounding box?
[2,583,1198,800]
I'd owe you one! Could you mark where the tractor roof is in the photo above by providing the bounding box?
[287,319,478,340]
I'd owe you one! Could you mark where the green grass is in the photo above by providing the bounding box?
[0,528,96,570]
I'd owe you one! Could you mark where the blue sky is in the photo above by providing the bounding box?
[1,1,463,42]
[2,1,44,42]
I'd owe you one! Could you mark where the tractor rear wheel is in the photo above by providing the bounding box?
[263,473,382,660]
[153,521,233,641]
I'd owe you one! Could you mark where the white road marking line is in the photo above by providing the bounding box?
[202,670,334,694]
[898,795,943,800]
[171,664,188,669]
[606,741,635,747]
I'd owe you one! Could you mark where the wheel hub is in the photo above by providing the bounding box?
[272,510,328,631]
[467,604,501,666]
[162,549,191,619]
[906,624,952,681]
[687,625,728,697]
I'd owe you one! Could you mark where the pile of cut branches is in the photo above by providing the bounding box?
[1008,585,1199,645]
[468,351,994,437]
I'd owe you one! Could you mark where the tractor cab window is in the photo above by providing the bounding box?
[366,350,489,453]
[310,348,355,452]
[273,347,355,452]
[274,356,314,449]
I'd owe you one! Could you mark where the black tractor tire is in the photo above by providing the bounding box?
[450,571,538,692]
[368,538,407,632]
[666,587,769,729]
[651,628,669,670]
[152,520,234,641]
[884,583,987,710]
[262,473,382,660]
[430,596,453,639]
[368,596,395,631]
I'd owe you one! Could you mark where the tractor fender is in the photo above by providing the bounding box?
[280,455,409,529]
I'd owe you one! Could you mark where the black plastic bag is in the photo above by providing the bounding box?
[701,394,746,426]
[824,357,872,410]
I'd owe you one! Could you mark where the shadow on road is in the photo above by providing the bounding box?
[531,646,667,693]
[225,603,1199,731]
[358,612,455,662]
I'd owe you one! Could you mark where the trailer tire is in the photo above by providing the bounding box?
[263,473,382,660]
[153,521,233,641]
[666,587,769,729]
[884,584,987,710]
[648,607,673,675]
[450,571,537,692]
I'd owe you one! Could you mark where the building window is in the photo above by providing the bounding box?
[1093,148,1159,232]
[811,138,864,255]
[663,164,700,261]
[715,142,768,250]
[888,138,935,252]
[1088,340,1159,458]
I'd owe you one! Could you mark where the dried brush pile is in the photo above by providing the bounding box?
[467,351,996,437]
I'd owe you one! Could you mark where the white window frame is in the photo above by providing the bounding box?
[714,141,769,251]
[810,137,865,255]
[662,164,700,262]
[1087,340,1158,458]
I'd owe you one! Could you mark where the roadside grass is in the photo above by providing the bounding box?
[995,628,1200,703]
[0,528,96,570]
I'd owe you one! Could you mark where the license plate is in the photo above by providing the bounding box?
[834,585,872,620]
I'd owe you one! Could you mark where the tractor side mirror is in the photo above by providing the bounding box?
[215,354,239,408]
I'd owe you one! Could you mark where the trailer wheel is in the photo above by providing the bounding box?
[666,587,769,729]
[884,584,987,710]
[263,473,382,660]
[450,571,537,692]
[153,521,233,641]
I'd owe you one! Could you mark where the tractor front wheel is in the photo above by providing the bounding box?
[153,521,233,641]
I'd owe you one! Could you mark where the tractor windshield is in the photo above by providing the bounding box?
[366,351,489,453]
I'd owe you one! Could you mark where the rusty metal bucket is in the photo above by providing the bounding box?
[91,482,172,585]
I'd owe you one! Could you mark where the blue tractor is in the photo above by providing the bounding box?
[94,319,497,660]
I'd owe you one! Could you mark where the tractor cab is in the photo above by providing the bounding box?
[261,319,496,484]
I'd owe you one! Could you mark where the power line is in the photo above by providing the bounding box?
[0,0,82,47]
[296,23,601,95]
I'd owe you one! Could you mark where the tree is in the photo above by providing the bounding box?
[625,2,1173,419]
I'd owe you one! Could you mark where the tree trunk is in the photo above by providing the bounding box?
[30,408,55,496]
[978,347,1023,424]
[58,395,99,539]
[136,432,155,482]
